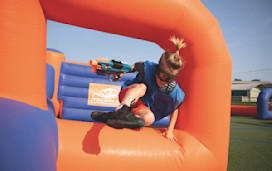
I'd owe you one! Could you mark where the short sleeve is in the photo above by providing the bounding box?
[135,62,145,82]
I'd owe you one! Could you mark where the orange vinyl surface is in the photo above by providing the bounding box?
[0,0,47,110]
[1,0,232,170]
[231,105,257,117]
[56,118,220,171]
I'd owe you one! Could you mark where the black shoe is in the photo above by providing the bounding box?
[106,105,145,129]
[91,111,113,123]
[110,105,132,120]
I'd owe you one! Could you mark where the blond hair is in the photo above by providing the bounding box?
[159,36,187,70]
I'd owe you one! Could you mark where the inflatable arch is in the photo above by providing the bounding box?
[257,88,272,120]
[0,0,232,170]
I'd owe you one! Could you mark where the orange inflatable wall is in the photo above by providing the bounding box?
[231,105,257,117]
[0,0,232,170]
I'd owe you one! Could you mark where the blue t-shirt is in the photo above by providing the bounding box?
[122,61,185,121]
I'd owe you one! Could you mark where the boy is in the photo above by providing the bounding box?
[91,37,186,141]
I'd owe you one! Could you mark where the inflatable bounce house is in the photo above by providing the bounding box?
[0,0,232,170]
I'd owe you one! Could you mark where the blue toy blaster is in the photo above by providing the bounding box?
[90,58,132,81]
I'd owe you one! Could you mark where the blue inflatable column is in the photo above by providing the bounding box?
[257,88,272,120]
[0,99,58,170]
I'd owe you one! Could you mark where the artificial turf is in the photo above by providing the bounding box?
[231,102,257,106]
[228,116,272,171]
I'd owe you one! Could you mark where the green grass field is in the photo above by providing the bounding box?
[231,102,257,106]
[228,116,272,171]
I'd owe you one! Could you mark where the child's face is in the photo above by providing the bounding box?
[155,63,179,87]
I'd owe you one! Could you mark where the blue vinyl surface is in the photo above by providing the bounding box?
[46,64,55,98]
[0,98,58,171]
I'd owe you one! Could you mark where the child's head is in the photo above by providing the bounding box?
[156,37,186,87]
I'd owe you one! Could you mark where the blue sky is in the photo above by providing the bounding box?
[47,0,272,82]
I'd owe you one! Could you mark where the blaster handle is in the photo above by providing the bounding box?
[107,73,122,82]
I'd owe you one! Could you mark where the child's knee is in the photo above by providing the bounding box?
[143,113,155,126]
[133,83,147,91]
[130,83,147,97]
[135,109,154,126]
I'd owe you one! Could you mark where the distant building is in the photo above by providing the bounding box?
[231,81,272,102]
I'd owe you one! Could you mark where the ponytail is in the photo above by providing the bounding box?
[169,36,187,53]
[159,36,187,70]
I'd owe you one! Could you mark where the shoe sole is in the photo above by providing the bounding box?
[106,119,145,129]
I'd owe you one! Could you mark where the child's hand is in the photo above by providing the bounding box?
[161,130,177,142]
